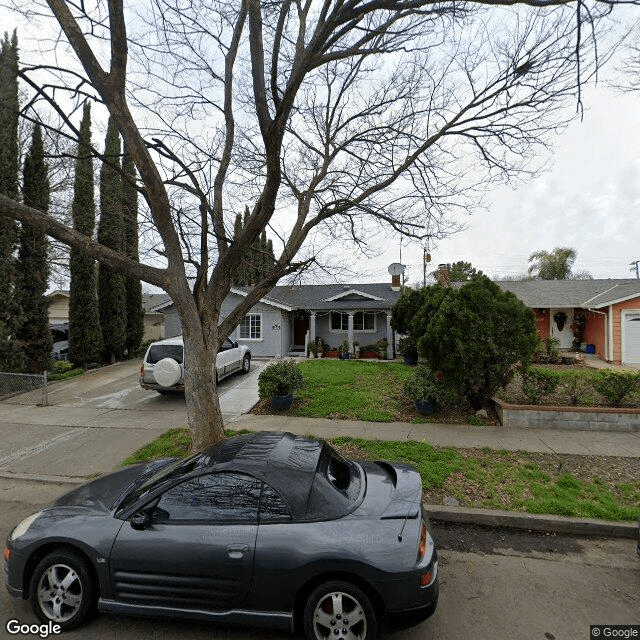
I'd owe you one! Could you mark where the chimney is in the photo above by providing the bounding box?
[391,274,401,290]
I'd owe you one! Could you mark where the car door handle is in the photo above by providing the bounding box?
[227,544,249,558]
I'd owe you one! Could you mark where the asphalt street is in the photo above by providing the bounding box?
[2,486,639,640]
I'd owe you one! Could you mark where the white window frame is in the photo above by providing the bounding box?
[330,312,349,332]
[329,311,377,333]
[353,312,376,333]
[238,313,263,341]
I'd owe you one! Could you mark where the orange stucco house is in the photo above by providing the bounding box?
[496,279,640,365]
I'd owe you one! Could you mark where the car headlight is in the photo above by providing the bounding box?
[9,511,42,541]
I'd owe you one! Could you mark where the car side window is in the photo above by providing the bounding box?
[259,483,291,522]
[155,473,261,522]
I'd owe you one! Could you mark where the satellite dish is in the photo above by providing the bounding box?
[388,263,405,276]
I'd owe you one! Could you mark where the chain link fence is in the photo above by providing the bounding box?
[0,371,48,405]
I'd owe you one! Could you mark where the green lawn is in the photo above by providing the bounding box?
[122,428,640,522]
[289,360,414,422]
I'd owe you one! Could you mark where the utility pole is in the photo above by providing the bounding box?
[630,260,640,279]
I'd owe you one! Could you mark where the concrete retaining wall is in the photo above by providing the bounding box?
[493,398,640,432]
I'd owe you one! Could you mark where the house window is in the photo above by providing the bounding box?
[354,312,375,331]
[239,314,262,339]
[331,312,349,331]
[330,312,376,332]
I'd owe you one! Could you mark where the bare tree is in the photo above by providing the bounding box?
[0,0,637,448]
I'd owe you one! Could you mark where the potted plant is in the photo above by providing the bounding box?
[258,360,304,410]
[398,335,418,365]
[308,341,318,358]
[403,365,458,414]
[338,340,351,360]
[316,337,324,358]
[377,338,388,360]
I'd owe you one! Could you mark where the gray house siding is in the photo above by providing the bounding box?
[282,311,293,355]
[222,293,285,357]
[164,309,181,338]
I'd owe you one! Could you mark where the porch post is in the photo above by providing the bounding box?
[348,312,354,353]
[386,315,393,359]
[310,312,316,342]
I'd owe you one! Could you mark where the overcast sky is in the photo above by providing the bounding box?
[7,9,639,290]
[362,81,640,286]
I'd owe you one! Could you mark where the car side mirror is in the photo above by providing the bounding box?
[130,511,151,531]
[234,341,239,348]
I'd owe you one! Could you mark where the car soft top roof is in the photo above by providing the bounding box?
[200,431,324,518]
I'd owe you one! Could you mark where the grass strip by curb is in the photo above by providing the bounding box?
[121,428,640,523]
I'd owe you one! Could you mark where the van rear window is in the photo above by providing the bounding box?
[147,345,184,364]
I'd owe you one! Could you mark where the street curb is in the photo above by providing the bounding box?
[425,504,638,539]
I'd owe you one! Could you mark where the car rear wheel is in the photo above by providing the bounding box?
[29,550,94,631]
[303,581,378,640]
[241,354,251,374]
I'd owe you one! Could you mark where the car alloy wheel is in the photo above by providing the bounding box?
[30,550,94,631]
[304,580,377,640]
[241,354,251,374]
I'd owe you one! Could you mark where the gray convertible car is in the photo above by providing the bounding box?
[4,432,439,639]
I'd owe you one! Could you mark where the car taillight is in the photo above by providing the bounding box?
[417,520,427,561]
[140,365,144,377]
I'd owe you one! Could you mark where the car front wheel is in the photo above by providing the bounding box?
[303,580,378,640]
[29,550,94,631]
[241,354,251,374]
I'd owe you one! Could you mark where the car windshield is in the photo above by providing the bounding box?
[147,344,184,364]
[116,452,209,513]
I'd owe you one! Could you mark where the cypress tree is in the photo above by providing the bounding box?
[122,144,143,354]
[15,124,52,372]
[69,102,103,368]
[97,117,126,363]
[0,31,23,371]
[232,208,275,286]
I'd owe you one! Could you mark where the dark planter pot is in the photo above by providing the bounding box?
[414,399,437,415]
[339,352,350,360]
[403,353,419,365]
[324,350,339,358]
[271,394,294,411]
[361,352,378,359]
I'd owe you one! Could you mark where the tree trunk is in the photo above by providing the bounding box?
[182,331,225,451]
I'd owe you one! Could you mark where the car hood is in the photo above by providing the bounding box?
[53,458,175,514]
[356,460,423,519]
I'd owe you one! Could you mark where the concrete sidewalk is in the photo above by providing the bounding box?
[228,412,640,457]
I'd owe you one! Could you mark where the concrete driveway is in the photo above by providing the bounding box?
[0,359,267,482]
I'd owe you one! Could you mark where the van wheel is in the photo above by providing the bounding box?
[241,354,251,374]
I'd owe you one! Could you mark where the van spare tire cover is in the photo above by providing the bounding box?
[154,358,182,387]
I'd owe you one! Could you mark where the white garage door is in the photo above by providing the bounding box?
[623,312,640,364]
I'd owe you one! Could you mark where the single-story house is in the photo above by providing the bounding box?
[47,290,167,343]
[495,279,640,365]
[146,278,404,358]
